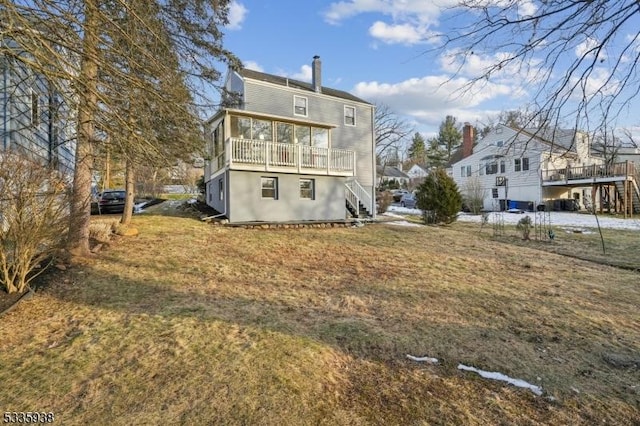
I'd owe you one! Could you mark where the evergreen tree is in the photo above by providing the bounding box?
[407,132,426,164]
[416,168,462,224]
[437,116,462,163]
[426,137,446,168]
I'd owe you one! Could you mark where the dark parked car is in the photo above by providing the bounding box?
[399,193,418,208]
[96,190,127,214]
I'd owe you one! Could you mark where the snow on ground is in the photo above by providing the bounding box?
[385,220,422,227]
[385,205,640,231]
[458,364,543,396]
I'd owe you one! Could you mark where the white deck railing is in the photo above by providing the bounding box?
[222,138,355,176]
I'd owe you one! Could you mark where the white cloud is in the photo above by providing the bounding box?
[226,1,248,30]
[439,49,545,87]
[325,0,457,25]
[352,75,518,129]
[324,0,455,45]
[575,37,607,61]
[243,60,263,72]
[277,65,313,82]
[368,21,439,45]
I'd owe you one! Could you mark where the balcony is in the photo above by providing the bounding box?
[542,161,637,186]
[210,138,355,177]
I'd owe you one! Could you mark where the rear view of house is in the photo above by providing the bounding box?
[204,57,376,223]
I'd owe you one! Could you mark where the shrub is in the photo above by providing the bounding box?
[516,215,532,240]
[376,191,393,214]
[0,152,71,294]
[416,168,462,224]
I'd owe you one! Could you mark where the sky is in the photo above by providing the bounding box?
[219,1,640,142]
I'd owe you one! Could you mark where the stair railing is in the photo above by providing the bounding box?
[345,179,372,215]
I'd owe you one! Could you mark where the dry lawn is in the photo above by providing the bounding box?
[1,212,639,425]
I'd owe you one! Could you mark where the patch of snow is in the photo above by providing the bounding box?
[387,205,422,215]
[134,202,147,214]
[560,226,594,235]
[407,354,439,364]
[386,220,422,227]
[458,364,543,396]
[456,212,640,231]
[187,198,198,204]
[381,211,407,218]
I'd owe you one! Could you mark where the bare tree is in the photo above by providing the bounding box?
[463,176,486,214]
[442,1,640,134]
[375,103,413,160]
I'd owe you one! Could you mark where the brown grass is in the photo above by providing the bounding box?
[1,213,638,425]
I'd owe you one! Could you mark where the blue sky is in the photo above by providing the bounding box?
[220,1,640,141]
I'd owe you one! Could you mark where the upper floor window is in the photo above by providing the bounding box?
[515,157,530,172]
[344,106,356,126]
[294,96,308,116]
[496,140,504,147]
[500,160,505,173]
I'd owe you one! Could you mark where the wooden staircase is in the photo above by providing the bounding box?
[613,174,640,214]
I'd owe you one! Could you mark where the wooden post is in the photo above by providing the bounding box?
[592,185,597,212]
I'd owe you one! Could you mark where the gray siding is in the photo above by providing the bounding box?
[243,80,375,189]
[1,51,74,174]
[227,170,346,223]
[206,170,228,214]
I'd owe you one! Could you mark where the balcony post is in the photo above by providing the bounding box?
[264,141,269,171]
[297,144,301,173]
[327,148,331,175]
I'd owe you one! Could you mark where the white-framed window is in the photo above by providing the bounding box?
[299,178,315,200]
[218,179,224,201]
[261,177,278,199]
[515,157,529,172]
[500,160,505,173]
[294,96,308,117]
[479,163,484,175]
[466,165,472,177]
[496,140,504,147]
[344,105,356,126]
[460,166,465,177]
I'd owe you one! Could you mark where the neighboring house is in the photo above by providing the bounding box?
[376,165,410,188]
[203,56,376,223]
[406,164,429,180]
[452,124,613,211]
[1,39,74,174]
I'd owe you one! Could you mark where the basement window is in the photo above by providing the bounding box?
[261,177,278,199]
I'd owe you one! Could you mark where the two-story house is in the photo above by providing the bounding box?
[203,57,376,223]
[452,125,606,211]
[1,38,74,174]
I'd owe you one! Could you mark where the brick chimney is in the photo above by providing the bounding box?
[312,56,322,93]
[462,123,474,159]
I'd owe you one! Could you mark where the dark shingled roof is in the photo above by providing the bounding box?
[238,68,371,105]
[376,165,410,179]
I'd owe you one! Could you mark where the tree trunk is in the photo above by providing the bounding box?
[67,0,99,257]
[121,158,135,226]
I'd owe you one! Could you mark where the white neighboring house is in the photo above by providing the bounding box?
[406,164,429,179]
[452,125,605,211]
